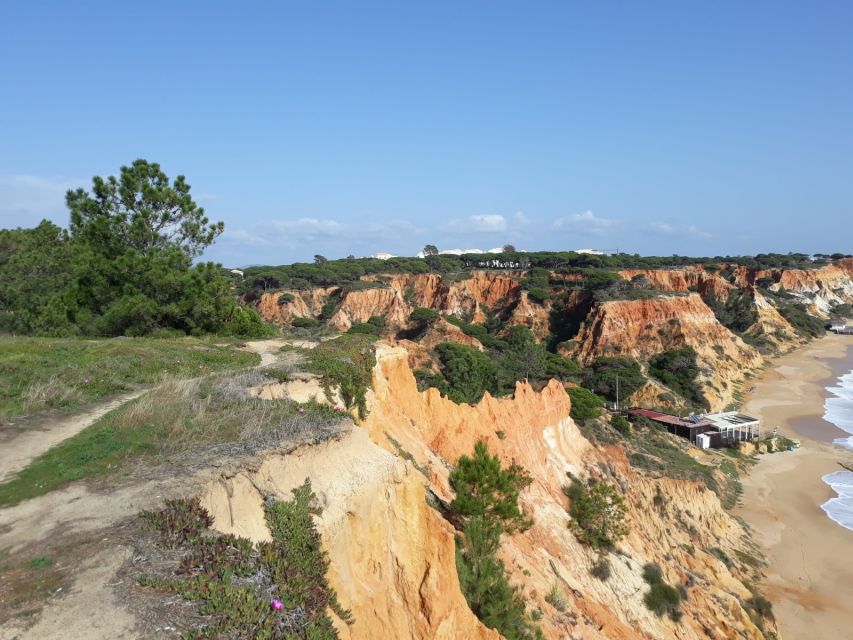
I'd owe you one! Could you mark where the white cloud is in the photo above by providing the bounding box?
[647,221,714,239]
[648,221,677,234]
[446,213,508,233]
[686,225,714,239]
[553,210,617,234]
[265,217,345,237]
[513,211,532,226]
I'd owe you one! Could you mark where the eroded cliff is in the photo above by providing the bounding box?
[568,293,763,411]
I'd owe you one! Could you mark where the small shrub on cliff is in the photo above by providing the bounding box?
[648,347,707,410]
[451,444,543,639]
[138,481,351,639]
[583,357,645,402]
[590,557,612,581]
[292,317,319,328]
[642,562,684,621]
[303,333,376,418]
[610,414,631,436]
[566,386,604,421]
[565,476,629,551]
[449,440,533,533]
[346,322,379,335]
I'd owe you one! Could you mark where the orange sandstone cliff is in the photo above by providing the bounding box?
[201,342,773,639]
[568,293,763,411]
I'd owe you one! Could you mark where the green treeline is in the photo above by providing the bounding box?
[0,160,268,337]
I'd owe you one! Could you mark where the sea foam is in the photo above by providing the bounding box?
[821,367,853,531]
[821,470,853,532]
[825,369,853,450]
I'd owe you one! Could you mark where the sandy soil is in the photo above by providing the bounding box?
[736,334,853,639]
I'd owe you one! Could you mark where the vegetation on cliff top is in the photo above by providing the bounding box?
[137,481,352,639]
[0,336,259,421]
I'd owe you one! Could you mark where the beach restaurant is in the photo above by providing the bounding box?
[627,409,760,449]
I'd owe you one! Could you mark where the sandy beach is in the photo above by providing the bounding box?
[736,333,853,639]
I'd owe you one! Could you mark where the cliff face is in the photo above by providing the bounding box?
[618,268,734,300]
[568,294,762,411]
[359,344,770,640]
[255,271,533,332]
[200,427,499,640]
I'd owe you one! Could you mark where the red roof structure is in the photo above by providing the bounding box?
[627,408,711,429]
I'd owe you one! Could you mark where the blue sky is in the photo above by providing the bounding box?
[1,1,851,265]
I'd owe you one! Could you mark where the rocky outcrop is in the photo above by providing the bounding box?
[568,293,762,411]
[618,267,734,300]
[256,288,338,324]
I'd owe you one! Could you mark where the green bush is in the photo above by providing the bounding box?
[610,414,631,435]
[450,440,532,533]
[526,287,549,304]
[139,482,351,638]
[590,558,611,581]
[565,477,629,551]
[641,563,684,621]
[451,443,542,640]
[409,307,440,324]
[303,334,376,418]
[567,387,604,420]
[583,357,645,402]
[648,347,706,409]
[434,342,499,404]
[292,317,319,328]
[346,322,380,335]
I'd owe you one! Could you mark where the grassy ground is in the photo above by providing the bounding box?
[0,370,345,507]
[0,336,260,421]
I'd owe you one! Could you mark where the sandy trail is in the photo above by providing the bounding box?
[0,390,146,483]
[736,334,853,639]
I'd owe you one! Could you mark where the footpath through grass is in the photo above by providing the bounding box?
[0,370,345,508]
[0,336,260,421]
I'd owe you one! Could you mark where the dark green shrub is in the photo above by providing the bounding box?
[642,562,684,621]
[450,440,532,533]
[567,387,604,420]
[610,414,631,435]
[277,293,295,305]
[648,347,707,409]
[303,334,376,418]
[451,444,542,640]
[526,288,549,304]
[434,342,499,404]
[566,477,629,550]
[584,357,645,402]
[292,317,319,328]
[590,558,611,581]
[346,322,380,335]
[409,307,440,324]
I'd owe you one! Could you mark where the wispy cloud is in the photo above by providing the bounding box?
[647,221,714,239]
[447,213,508,233]
[553,210,617,234]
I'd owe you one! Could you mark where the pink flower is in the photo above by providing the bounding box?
[298,407,305,414]
[271,598,284,611]
[334,405,343,412]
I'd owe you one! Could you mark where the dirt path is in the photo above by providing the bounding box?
[0,390,146,483]
[1,339,290,484]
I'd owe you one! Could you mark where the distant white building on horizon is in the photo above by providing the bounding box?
[575,248,605,255]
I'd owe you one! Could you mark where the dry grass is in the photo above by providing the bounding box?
[0,368,347,506]
[22,377,83,415]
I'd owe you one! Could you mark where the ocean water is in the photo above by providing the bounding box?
[821,367,853,532]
